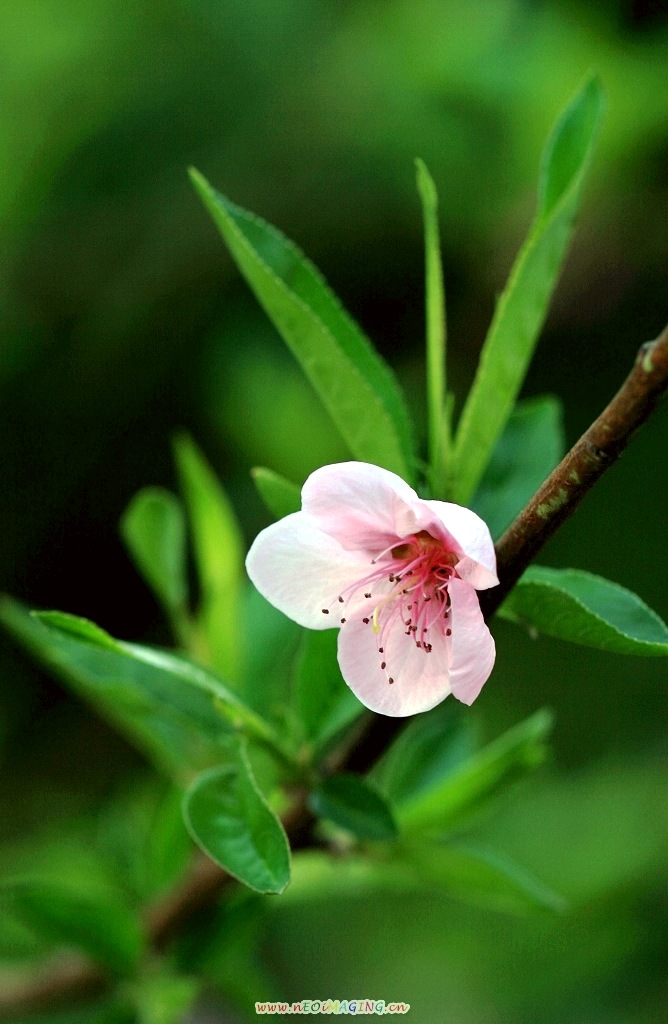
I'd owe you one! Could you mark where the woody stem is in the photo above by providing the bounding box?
[2,322,667,1019]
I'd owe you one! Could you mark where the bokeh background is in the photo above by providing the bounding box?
[1,0,667,1020]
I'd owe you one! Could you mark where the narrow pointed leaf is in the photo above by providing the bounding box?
[31,610,121,651]
[189,169,415,480]
[120,487,189,638]
[369,701,477,807]
[309,773,398,841]
[0,599,279,779]
[251,466,301,520]
[453,77,604,503]
[471,395,565,539]
[416,158,449,496]
[284,847,563,917]
[499,566,668,655]
[0,879,143,975]
[174,435,244,681]
[183,742,291,894]
[398,710,553,835]
[239,585,302,717]
[404,844,566,915]
[294,629,364,752]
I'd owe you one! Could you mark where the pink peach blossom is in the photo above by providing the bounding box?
[246,462,498,717]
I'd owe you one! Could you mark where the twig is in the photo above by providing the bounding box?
[2,322,667,1019]
[345,322,668,773]
[0,800,316,1020]
[481,322,668,616]
[0,956,106,1018]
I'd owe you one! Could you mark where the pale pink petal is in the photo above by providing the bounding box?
[301,462,421,552]
[337,599,452,717]
[447,578,496,705]
[420,500,498,589]
[245,512,369,629]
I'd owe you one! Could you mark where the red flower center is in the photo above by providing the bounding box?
[322,529,460,685]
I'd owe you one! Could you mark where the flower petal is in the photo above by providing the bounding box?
[245,512,369,629]
[337,599,453,717]
[421,500,498,589]
[301,462,420,552]
[447,578,496,705]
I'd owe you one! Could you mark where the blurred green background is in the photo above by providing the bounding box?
[1,0,667,1020]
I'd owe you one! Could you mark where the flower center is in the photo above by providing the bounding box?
[321,529,459,686]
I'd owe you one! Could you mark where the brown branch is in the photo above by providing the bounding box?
[0,799,316,1020]
[344,322,668,774]
[480,322,668,616]
[2,322,667,1020]
[0,956,106,1018]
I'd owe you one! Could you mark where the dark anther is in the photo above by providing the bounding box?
[321,609,329,614]
[381,661,386,670]
[363,617,370,624]
[388,677,394,684]
[446,628,451,636]
[379,647,383,653]
[340,618,346,624]
[364,592,372,599]
[338,596,344,603]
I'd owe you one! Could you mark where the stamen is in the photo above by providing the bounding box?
[329,530,461,671]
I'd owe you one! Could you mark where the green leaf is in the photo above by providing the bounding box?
[33,610,121,651]
[293,630,364,753]
[404,844,566,915]
[453,77,604,503]
[98,782,192,902]
[0,879,143,975]
[174,435,244,681]
[134,971,201,1024]
[283,850,417,904]
[309,773,398,841]
[183,741,291,894]
[369,701,478,807]
[0,598,281,780]
[120,487,190,642]
[238,585,302,719]
[189,169,416,481]
[471,395,565,539]
[499,566,668,656]
[397,710,553,835]
[251,466,302,520]
[284,845,562,916]
[416,158,449,497]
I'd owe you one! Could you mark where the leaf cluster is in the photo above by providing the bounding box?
[1,77,667,1019]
